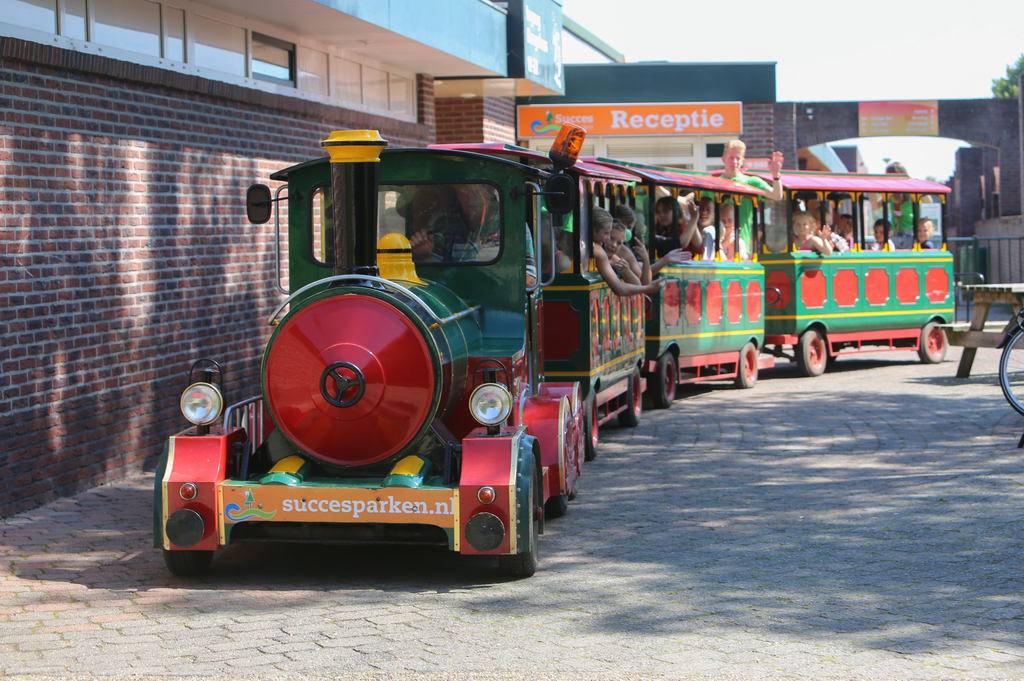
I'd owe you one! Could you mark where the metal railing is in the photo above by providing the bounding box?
[223,395,266,451]
[947,236,1024,322]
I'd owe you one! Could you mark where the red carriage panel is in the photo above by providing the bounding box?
[832,269,859,308]
[766,270,791,309]
[544,301,580,361]
[746,280,762,323]
[706,281,723,325]
[726,281,743,324]
[800,270,827,309]
[865,269,890,306]
[685,281,702,326]
[925,267,950,304]
[895,268,920,305]
[663,280,681,327]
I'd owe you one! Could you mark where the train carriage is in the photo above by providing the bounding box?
[431,142,648,461]
[747,169,955,376]
[154,129,593,578]
[590,159,774,407]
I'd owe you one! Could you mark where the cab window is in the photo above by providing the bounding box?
[377,182,503,266]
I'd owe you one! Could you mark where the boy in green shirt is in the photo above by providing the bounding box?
[720,140,785,253]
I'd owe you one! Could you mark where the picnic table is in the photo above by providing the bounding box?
[940,283,1024,378]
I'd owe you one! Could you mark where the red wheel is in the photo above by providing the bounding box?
[919,321,947,364]
[734,342,758,389]
[796,329,827,377]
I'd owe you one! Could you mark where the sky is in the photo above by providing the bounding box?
[557,0,1024,181]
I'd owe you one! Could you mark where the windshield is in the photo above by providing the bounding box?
[378,182,504,265]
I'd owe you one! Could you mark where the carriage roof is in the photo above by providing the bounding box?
[711,169,951,195]
[588,158,767,196]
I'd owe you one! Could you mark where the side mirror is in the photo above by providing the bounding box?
[246,184,272,224]
[543,172,576,215]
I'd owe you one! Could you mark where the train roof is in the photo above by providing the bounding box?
[587,157,766,196]
[709,169,952,195]
[270,146,543,182]
[429,143,638,183]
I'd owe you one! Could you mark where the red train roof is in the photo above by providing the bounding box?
[428,143,637,182]
[586,157,766,196]
[709,169,951,195]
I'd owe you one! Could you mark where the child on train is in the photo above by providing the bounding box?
[591,207,666,297]
[793,211,833,255]
[871,219,896,251]
[616,203,692,275]
[916,219,936,249]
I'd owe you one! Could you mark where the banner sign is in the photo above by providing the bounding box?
[506,0,564,95]
[858,101,938,137]
[517,102,743,138]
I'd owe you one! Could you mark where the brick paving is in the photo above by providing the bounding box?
[2,346,1023,680]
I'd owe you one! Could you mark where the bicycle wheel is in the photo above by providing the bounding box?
[999,330,1024,416]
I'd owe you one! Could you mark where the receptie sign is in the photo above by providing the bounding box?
[518,102,743,138]
[859,101,938,137]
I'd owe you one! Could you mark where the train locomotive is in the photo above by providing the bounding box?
[154,128,591,577]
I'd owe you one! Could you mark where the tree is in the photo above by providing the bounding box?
[992,54,1023,99]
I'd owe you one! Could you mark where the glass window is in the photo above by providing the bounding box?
[389,74,412,116]
[763,198,790,254]
[297,48,328,97]
[310,185,334,266]
[93,0,161,57]
[332,57,361,104]
[63,0,87,40]
[164,6,184,62]
[252,32,293,86]
[193,14,245,76]
[377,183,503,266]
[6,0,56,33]
[363,66,388,111]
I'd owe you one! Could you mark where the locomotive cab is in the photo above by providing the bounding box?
[155,131,586,579]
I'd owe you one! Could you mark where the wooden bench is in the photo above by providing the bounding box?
[940,283,1024,378]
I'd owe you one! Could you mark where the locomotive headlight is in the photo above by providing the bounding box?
[469,383,513,426]
[180,382,223,426]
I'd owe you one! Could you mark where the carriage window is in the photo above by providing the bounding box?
[763,198,790,253]
[377,182,503,265]
[310,186,333,266]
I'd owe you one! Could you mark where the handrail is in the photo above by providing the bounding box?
[274,185,288,296]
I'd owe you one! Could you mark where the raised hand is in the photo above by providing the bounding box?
[768,150,784,177]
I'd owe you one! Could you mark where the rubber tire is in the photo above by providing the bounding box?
[499,463,539,578]
[545,493,568,519]
[999,331,1024,417]
[567,477,579,501]
[583,392,599,462]
[795,329,827,377]
[919,321,948,364]
[651,352,678,409]
[617,368,643,427]
[734,341,759,389]
[162,549,213,577]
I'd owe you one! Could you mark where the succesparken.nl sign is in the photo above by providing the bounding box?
[517,102,743,138]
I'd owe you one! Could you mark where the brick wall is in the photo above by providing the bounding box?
[435,96,516,144]
[740,103,775,158]
[0,37,435,518]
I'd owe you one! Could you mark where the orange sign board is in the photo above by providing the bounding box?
[518,102,743,138]
[859,101,938,137]
[219,484,457,531]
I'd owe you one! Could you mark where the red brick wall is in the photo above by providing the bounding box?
[435,96,516,144]
[0,37,435,518]
[740,102,775,158]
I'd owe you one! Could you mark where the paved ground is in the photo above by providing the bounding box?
[3,346,1024,680]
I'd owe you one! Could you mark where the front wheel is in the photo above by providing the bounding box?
[999,331,1024,417]
[499,463,539,578]
[162,549,213,577]
[734,342,759,389]
[583,392,599,462]
[617,368,642,427]
[795,329,827,377]
[651,352,677,409]
[918,321,948,364]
